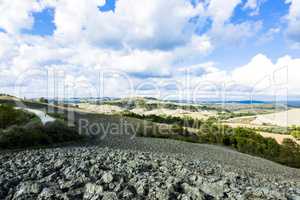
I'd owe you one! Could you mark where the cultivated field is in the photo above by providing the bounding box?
[130,108,217,120]
[78,103,125,114]
[227,108,300,127]
[259,132,299,144]
[224,109,300,144]
[252,108,300,127]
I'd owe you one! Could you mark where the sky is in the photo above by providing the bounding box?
[0,0,300,101]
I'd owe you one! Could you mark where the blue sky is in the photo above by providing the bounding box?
[0,0,300,99]
[22,8,56,36]
[98,0,115,12]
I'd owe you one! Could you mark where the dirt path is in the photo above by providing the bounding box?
[259,131,300,144]
[16,107,56,125]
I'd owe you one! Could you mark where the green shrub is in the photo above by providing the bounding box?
[0,126,51,148]
[0,120,83,149]
[43,120,82,143]
[121,111,203,128]
[47,112,66,121]
[197,125,299,168]
[128,110,300,168]
[0,104,35,129]
[278,139,300,168]
[38,97,48,103]
[291,130,300,140]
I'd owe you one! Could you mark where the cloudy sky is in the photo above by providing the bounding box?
[0,0,299,100]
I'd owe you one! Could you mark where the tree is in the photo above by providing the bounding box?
[39,97,48,103]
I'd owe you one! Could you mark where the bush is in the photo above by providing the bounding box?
[0,120,83,149]
[43,120,82,143]
[47,112,66,121]
[278,139,300,168]
[38,97,48,103]
[291,130,300,140]
[197,125,299,168]
[0,104,35,129]
[126,110,300,168]
[0,126,51,148]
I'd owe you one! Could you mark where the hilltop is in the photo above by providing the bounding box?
[0,96,300,199]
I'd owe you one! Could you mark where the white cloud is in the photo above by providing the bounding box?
[210,21,262,44]
[244,0,258,9]
[53,0,205,50]
[0,32,16,60]
[207,0,241,26]
[243,0,266,16]
[285,0,300,45]
[230,54,300,96]
[257,27,280,44]
[0,32,213,97]
[0,0,48,33]
[231,54,274,87]
[170,54,300,99]
[171,35,213,64]
[0,0,298,100]
[0,0,206,50]
[206,0,262,45]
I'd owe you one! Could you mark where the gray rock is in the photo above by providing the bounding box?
[181,183,205,200]
[121,189,134,199]
[13,182,42,200]
[38,188,68,200]
[0,145,299,200]
[200,180,227,198]
[83,183,103,200]
[37,188,56,200]
[102,172,114,184]
[102,192,118,200]
[54,159,64,169]
[288,195,300,200]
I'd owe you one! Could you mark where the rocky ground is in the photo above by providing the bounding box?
[0,145,300,200]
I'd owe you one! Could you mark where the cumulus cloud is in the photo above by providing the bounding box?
[210,21,262,44]
[257,27,280,44]
[285,0,300,46]
[206,0,262,45]
[0,32,16,60]
[166,54,300,100]
[0,0,298,99]
[207,0,241,25]
[0,0,52,33]
[53,0,205,50]
[243,0,267,16]
[230,54,300,97]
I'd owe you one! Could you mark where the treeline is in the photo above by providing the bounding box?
[104,99,220,112]
[125,110,300,168]
[0,93,14,97]
[252,126,290,135]
[252,125,300,139]
[217,111,257,120]
[121,111,205,128]
[198,126,300,168]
